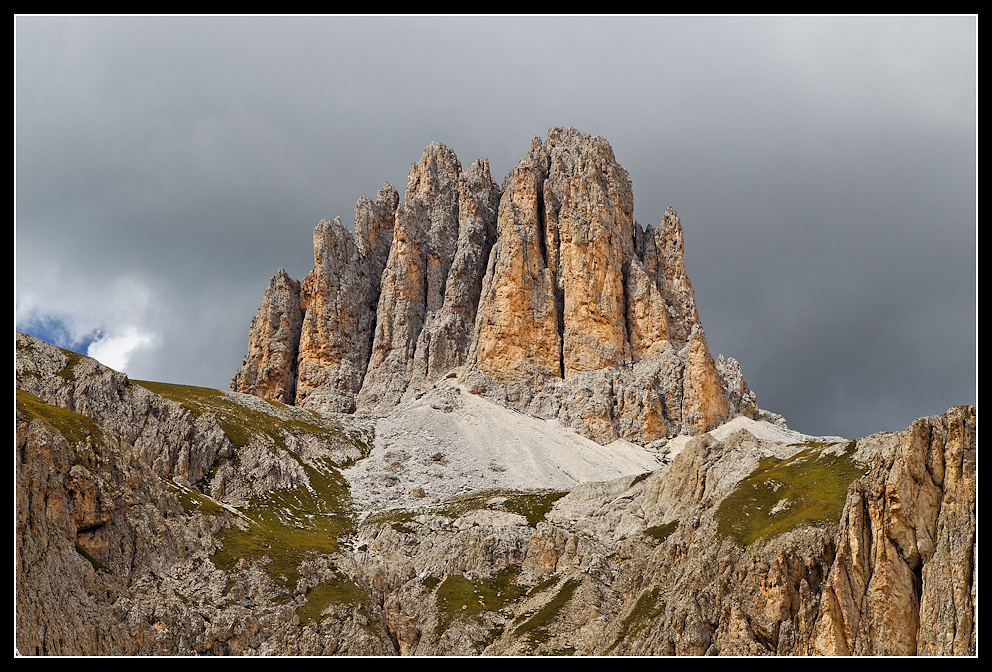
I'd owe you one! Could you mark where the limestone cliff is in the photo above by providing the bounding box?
[293,183,399,413]
[230,269,302,405]
[15,333,976,655]
[232,127,757,443]
[357,147,500,410]
[22,129,972,659]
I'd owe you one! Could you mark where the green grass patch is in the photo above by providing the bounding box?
[16,389,104,448]
[209,458,354,592]
[75,542,106,572]
[365,489,569,531]
[501,491,569,526]
[715,444,868,546]
[526,573,560,598]
[643,520,678,544]
[604,585,666,653]
[436,565,528,632]
[440,489,568,527]
[548,647,576,656]
[362,508,420,534]
[170,481,227,517]
[55,348,86,383]
[296,571,370,627]
[512,577,580,646]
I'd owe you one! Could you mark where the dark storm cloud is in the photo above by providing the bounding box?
[15,15,975,438]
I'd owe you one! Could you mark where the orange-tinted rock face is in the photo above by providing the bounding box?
[681,325,732,434]
[230,268,302,405]
[293,182,399,414]
[473,129,636,381]
[544,127,635,376]
[234,127,759,442]
[472,150,563,383]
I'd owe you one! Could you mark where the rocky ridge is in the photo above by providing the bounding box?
[15,332,976,655]
[232,127,759,444]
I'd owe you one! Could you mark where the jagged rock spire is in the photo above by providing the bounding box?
[230,268,302,405]
[232,127,759,442]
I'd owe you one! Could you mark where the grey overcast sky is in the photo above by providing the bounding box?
[15,15,976,439]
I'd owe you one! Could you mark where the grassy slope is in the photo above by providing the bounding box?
[715,440,867,546]
[130,380,362,595]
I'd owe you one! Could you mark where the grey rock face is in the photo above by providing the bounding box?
[414,158,501,386]
[294,183,398,414]
[17,333,381,655]
[358,146,500,410]
[18,332,231,487]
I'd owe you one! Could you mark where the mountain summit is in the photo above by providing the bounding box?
[232,127,759,443]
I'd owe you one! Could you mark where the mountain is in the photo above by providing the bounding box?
[231,127,760,445]
[14,128,977,656]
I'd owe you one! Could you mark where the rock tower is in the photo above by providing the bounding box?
[232,128,758,443]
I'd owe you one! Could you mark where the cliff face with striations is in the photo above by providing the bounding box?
[230,269,302,405]
[232,127,758,443]
[295,183,399,413]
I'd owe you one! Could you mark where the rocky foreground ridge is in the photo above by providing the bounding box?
[232,127,759,444]
[15,332,976,655]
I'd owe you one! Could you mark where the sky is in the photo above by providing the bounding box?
[15,15,976,440]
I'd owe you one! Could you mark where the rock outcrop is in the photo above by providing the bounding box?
[15,129,976,658]
[811,410,977,655]
[472,130,635,381]
[230,269,302,405]
[294,183,399,413]
[357,147,500,410]
[232,127,758,443]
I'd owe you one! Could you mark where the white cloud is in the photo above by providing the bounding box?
[15,260,161,373]
[86,327,156,372]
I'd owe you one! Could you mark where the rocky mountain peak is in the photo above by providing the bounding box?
[232,128,758,442]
